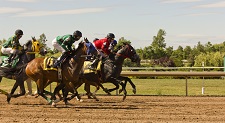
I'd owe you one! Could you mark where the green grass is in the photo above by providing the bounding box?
[1,77,225,96]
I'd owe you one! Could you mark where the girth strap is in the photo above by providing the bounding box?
[58,66,62,82]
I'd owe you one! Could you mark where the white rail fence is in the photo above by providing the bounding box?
[121,67,225,96]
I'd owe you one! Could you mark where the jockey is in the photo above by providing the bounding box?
[88,33,116,70]
[1,29,23,66]
[52,30,82,67]
[85,40,97,61]
[108,39,117,53]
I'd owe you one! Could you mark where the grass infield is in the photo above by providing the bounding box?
[1,78,225,96]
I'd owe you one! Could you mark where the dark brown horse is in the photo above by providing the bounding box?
[25,41,89,106]
[73,43,141,101]
[0,37,46,103]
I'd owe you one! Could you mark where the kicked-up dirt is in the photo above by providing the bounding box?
[0,94,225,123]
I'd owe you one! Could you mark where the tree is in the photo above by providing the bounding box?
[165,46,173,58]
[205,41,214,53]
[116,37,131,49]
[151,29,166,59]
[170,46,184,67]
[39,33,49,50]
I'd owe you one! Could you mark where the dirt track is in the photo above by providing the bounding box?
[0,94,225,123]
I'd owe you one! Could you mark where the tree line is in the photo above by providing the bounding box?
[135,29,225,68]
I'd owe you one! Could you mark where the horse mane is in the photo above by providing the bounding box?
[71,41,84,55]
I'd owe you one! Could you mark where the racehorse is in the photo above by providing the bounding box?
[0,37,46,103]
[25,41,90,106]
[75,43,141,101]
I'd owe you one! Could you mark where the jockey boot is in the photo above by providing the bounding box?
[7,54,14,65]
[53,52,68,68]
[88,58,100,70]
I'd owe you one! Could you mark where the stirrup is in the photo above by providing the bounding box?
[53,62,60,68]
[88,65,96,70]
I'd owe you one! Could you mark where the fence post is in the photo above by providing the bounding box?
[202,62,205,95]
[185,76,188,96]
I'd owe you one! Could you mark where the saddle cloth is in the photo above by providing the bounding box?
[43,57,57,71]
[82,61,101,74]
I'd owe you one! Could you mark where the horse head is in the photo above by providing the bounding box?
[70,41,88,63]
[116,43,141,66]
[24,37,47,56]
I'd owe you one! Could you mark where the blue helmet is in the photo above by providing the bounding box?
[111,40,117,46]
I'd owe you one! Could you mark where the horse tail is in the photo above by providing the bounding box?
[0,63,28,79]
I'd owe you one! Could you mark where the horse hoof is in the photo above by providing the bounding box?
[65,102,73,106]
[122,96,126,101]
[76,96,83,102]
[51,102,57,107]
[87,96,93,99]
[7,94,11,104]
[133,89,136,94]
[54,98,61,103]
[119,89,123,94]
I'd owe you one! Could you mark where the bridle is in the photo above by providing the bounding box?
[115,44,135,59]
[26,39,43,54]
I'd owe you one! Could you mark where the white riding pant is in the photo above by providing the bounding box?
[52,38,65,53]
[1,47,12,55]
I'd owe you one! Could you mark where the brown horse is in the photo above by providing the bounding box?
[0,37,46,103]
[25,41,89,105]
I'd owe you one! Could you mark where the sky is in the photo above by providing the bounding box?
[0,0,225,50]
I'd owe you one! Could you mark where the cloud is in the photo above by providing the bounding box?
[7,0,37,2]
[177,34,206,38]
[0,7,26,14]
[178,12,222,16]
[160,0,202,3]
[194,1,225,8]
[14,7,108,17]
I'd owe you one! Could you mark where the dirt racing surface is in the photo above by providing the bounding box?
[0,94,225,123]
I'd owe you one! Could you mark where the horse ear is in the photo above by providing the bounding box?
[31,36,36,41]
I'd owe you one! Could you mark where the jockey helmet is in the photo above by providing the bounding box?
[15,29,23,36]
[106,33,115,39]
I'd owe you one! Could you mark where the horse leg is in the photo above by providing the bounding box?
[119,80,127,101]
[108,77,127,101]
[36,79,52,104]
[90,84,100,101]
[107,78,120,93]
[84,83,92,99]
[118,76,136,94]
[51,83,65,106]
[61,88,71,106]
[0,76,2,82]
[7,79,25,103]
[95,81,111,95]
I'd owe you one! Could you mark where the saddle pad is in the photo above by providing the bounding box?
[43,57,57,71]
[83,61,102,74]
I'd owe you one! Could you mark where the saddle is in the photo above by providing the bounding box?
[43,57,58,71]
